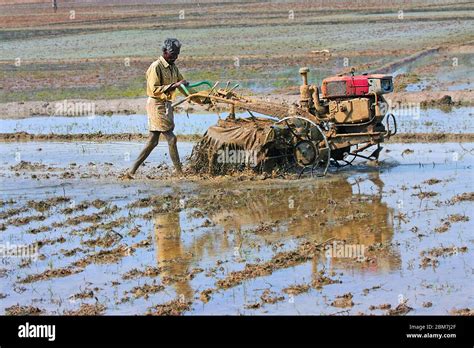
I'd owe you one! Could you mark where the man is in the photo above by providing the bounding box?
[125,38,187,179]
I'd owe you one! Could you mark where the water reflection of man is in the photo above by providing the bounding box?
[153,212,193,300]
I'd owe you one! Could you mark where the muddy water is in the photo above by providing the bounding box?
[0,113,221,136]
[1,107,472,136]
[392,107,473,134]
[0,141,195,170]
[0,142,472,315]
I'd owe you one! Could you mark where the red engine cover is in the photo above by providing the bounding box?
[321,74,387,98]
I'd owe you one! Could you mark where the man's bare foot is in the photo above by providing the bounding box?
[119,171,135,180]
[173,164,183,174]
[172,168,184,178]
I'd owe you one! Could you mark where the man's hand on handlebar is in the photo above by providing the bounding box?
[171,80,189,90]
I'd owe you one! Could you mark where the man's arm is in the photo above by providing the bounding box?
[148,67,188,97]
[170,68,188,90]
[148,66,174,97]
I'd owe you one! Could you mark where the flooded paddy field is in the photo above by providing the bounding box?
[0,141,472,315]
[1,0,473,320]
[0,113,219,136]
[1,107,473,137]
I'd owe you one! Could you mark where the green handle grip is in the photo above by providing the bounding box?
[188,81,213,89]
[179,80,213,96]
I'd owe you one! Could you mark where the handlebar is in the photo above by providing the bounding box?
[179,80,213,96]
[173,80,239,109]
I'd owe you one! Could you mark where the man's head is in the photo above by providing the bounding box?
[162,38,181,64]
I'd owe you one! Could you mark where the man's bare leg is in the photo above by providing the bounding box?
[128,131,161,176]
[162,130,182,174]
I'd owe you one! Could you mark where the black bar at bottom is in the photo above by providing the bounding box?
[0,315,472,346]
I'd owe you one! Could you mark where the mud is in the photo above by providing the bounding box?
[216,239,340,290]
[0,0,473,315]
[369,303,391,311]
[188,117,274,175]
[0,132,200,143]
[387,301,414,316]
[450,192,474,203]
[0,141,471,315]
[376,48,441,75]
[5,305,44,316]
[2,131,474,144]
[73,245,134,268]
[283,284,311,296]
[146,299,192,316]
[19,267,83,284]
[70,290,95,301]
[122,267,163,280]
[127,282,165,300]
[331,293,354,308]
[64,303,106,316]
[1,89,473,120]
[450,308,474,316]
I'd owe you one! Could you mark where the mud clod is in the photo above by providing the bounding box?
[65,303,106,316]
[387,300,413,315]
[450,192,474,203]
[122,266,163,280]
[369,303,391,310]
[128,282,165,299]
[331,293,354,308]
[282,284,310,296]
[260,289,285,304]
[146,298,192,316]
[73,245,134,267]
[5,304,43,316]
[199,289,214,303]
[447,214,469,223]
[449,308,474,316]
[20,267,83,283]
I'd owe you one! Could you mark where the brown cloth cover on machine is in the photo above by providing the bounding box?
[189,117,274,174]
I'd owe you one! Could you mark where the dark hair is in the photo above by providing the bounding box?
[162,38,181,52]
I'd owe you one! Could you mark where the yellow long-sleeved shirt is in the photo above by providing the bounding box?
[146,56,184,101]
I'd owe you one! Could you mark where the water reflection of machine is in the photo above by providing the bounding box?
[152,173,399,295]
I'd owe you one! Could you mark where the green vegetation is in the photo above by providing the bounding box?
[1,1,472,103]
[394,73,421,92]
